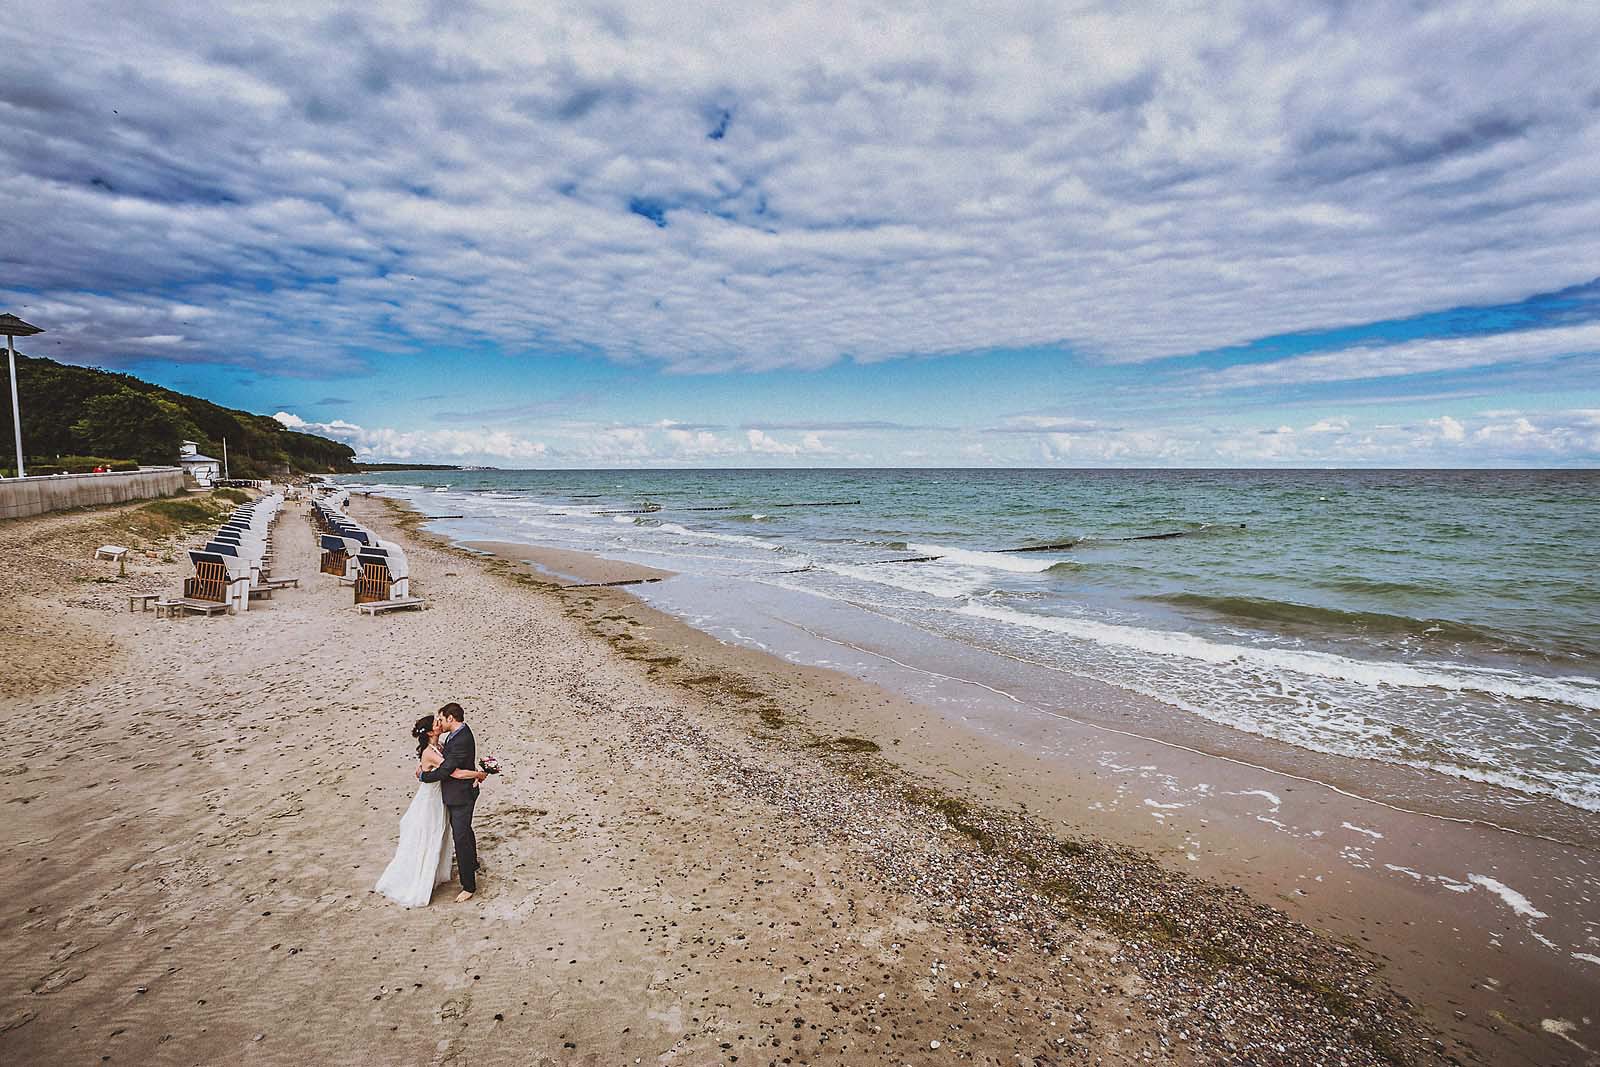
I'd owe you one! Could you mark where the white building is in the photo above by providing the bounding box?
[179,440,221,487]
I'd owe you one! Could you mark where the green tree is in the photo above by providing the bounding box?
[70,387,196,465]
[4,352,356,474]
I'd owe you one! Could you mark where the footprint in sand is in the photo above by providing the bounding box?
[49,941,97,964]
[31,968,85,994]
[0,1009,37,1034]
[438,991,471,1022]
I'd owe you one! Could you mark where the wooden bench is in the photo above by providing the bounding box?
[258,576,300,590]
[356,597,429,615]
[128,593,162,613]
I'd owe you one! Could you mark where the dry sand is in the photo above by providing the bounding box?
[0,493,1542,1065]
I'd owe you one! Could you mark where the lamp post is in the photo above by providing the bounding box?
[1,314,43,479]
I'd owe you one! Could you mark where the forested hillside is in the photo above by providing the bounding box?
[0,353,356,477]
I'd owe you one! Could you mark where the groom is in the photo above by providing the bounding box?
[418,702,482,902]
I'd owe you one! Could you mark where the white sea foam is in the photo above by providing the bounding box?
[507,515,569,533]
[818,590,1600,810]
[821,562,986,599]
[656,522,783,551]
[1466,874,1547,919]
[1342,821,1384,839]
[1233,789,1281,807]
[908,544,1064,573]
[954,600,1600,712]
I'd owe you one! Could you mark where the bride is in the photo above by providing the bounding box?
[374,713,482,907]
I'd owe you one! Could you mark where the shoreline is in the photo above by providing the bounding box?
[634,571,1600,847]
[0,492,1584,1065]
[441,514,1600,841]
[386,485,1598,842]
[456,539,675,587]
[428,509,1600,1066]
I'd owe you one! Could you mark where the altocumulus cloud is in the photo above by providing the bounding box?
[4,2,1600,374]
[1192,322,1600,391]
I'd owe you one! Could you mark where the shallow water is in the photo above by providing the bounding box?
[344,468,1600,813]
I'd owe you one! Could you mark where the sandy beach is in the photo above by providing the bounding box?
[0,492,1589,1065]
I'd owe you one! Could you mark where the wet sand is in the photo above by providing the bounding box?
[457,539,674,587]
[0,494,1582,1065]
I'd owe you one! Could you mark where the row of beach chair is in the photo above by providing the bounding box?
[311,490,427,613]
[164,492,297,616]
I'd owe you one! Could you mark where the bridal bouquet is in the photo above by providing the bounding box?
[478,756,502,775]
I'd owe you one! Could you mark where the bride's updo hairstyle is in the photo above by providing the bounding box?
[411,714,435,757]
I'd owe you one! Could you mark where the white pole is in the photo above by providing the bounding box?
[6,333,22,479]
[223,437,229,479]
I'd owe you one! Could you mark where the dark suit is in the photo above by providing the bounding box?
[419,723,479,892]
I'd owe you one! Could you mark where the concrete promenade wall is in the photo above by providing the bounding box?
[0,467,185,521]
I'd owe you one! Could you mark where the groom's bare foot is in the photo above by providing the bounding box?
[454,890,474,903]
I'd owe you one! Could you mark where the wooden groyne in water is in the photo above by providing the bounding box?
[863,524,1246,565]
[597,499,863,515]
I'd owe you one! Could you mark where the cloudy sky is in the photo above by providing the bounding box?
[4,1,1599,466]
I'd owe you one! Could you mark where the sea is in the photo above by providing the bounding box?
[340,468,1600,815]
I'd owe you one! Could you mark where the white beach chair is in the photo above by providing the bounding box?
[354,541,421,608]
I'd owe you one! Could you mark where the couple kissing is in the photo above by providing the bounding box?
[374,702,490,907]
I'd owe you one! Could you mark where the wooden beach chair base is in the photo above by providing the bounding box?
[158,598,232,618]
[258,576,300,590]
[356,597,429,615]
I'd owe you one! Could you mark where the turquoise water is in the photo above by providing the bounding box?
[344,468,1600,811]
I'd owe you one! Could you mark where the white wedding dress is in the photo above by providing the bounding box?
[374,780,454,907]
